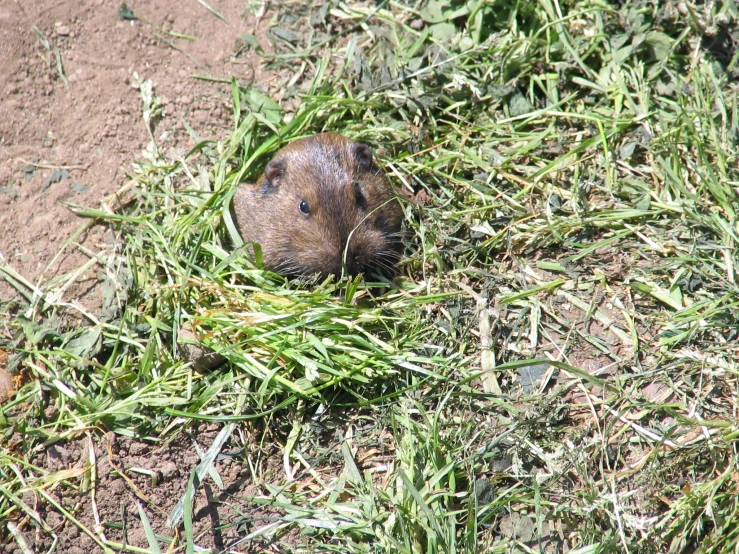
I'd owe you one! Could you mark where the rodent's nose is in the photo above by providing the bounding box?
[345,258,359,276]
[343,246,367,277]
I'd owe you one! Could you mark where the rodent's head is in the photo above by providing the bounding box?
[233,133,404,280]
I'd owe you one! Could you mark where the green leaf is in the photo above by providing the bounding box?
[429,22,458,43]
[62,327,102,359]
[245,89,282,125]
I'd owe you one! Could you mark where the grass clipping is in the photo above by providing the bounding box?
[4,0,739,552]
[64,78,436,411]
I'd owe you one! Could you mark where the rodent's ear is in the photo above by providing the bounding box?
[264,158,286,187]
[353,143,376,171]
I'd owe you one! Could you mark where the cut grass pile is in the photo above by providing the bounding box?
[3,0,739,552]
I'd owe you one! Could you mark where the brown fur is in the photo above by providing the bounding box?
[231,133,404,279]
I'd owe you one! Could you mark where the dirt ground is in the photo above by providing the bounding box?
[1,1,284,551]
[14,426,283,553]
[0,0,262,307]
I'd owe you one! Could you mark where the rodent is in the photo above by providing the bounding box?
[230,133,404,280]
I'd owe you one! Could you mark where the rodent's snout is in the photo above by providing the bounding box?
[343,247,363,277]
[304,231,399,280]
[342,227,402,279]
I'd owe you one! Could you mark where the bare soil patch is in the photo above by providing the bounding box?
[0,0,254,309]
[1,1,278,550]
[13,426,277,554]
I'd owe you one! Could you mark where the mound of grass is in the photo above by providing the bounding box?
[4,0,739,552]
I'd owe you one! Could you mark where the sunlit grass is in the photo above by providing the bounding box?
[3,0,739,552]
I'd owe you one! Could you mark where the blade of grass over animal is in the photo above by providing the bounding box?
[227,110,315,182]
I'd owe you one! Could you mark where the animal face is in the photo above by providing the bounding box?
[234,134,404,280]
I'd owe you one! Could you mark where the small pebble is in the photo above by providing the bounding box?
[160,461,178,480]
[70,182,87,194]
[0,369,16,400]
[56,25,71,36]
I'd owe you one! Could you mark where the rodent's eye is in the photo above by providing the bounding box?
[299,200,311,215]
